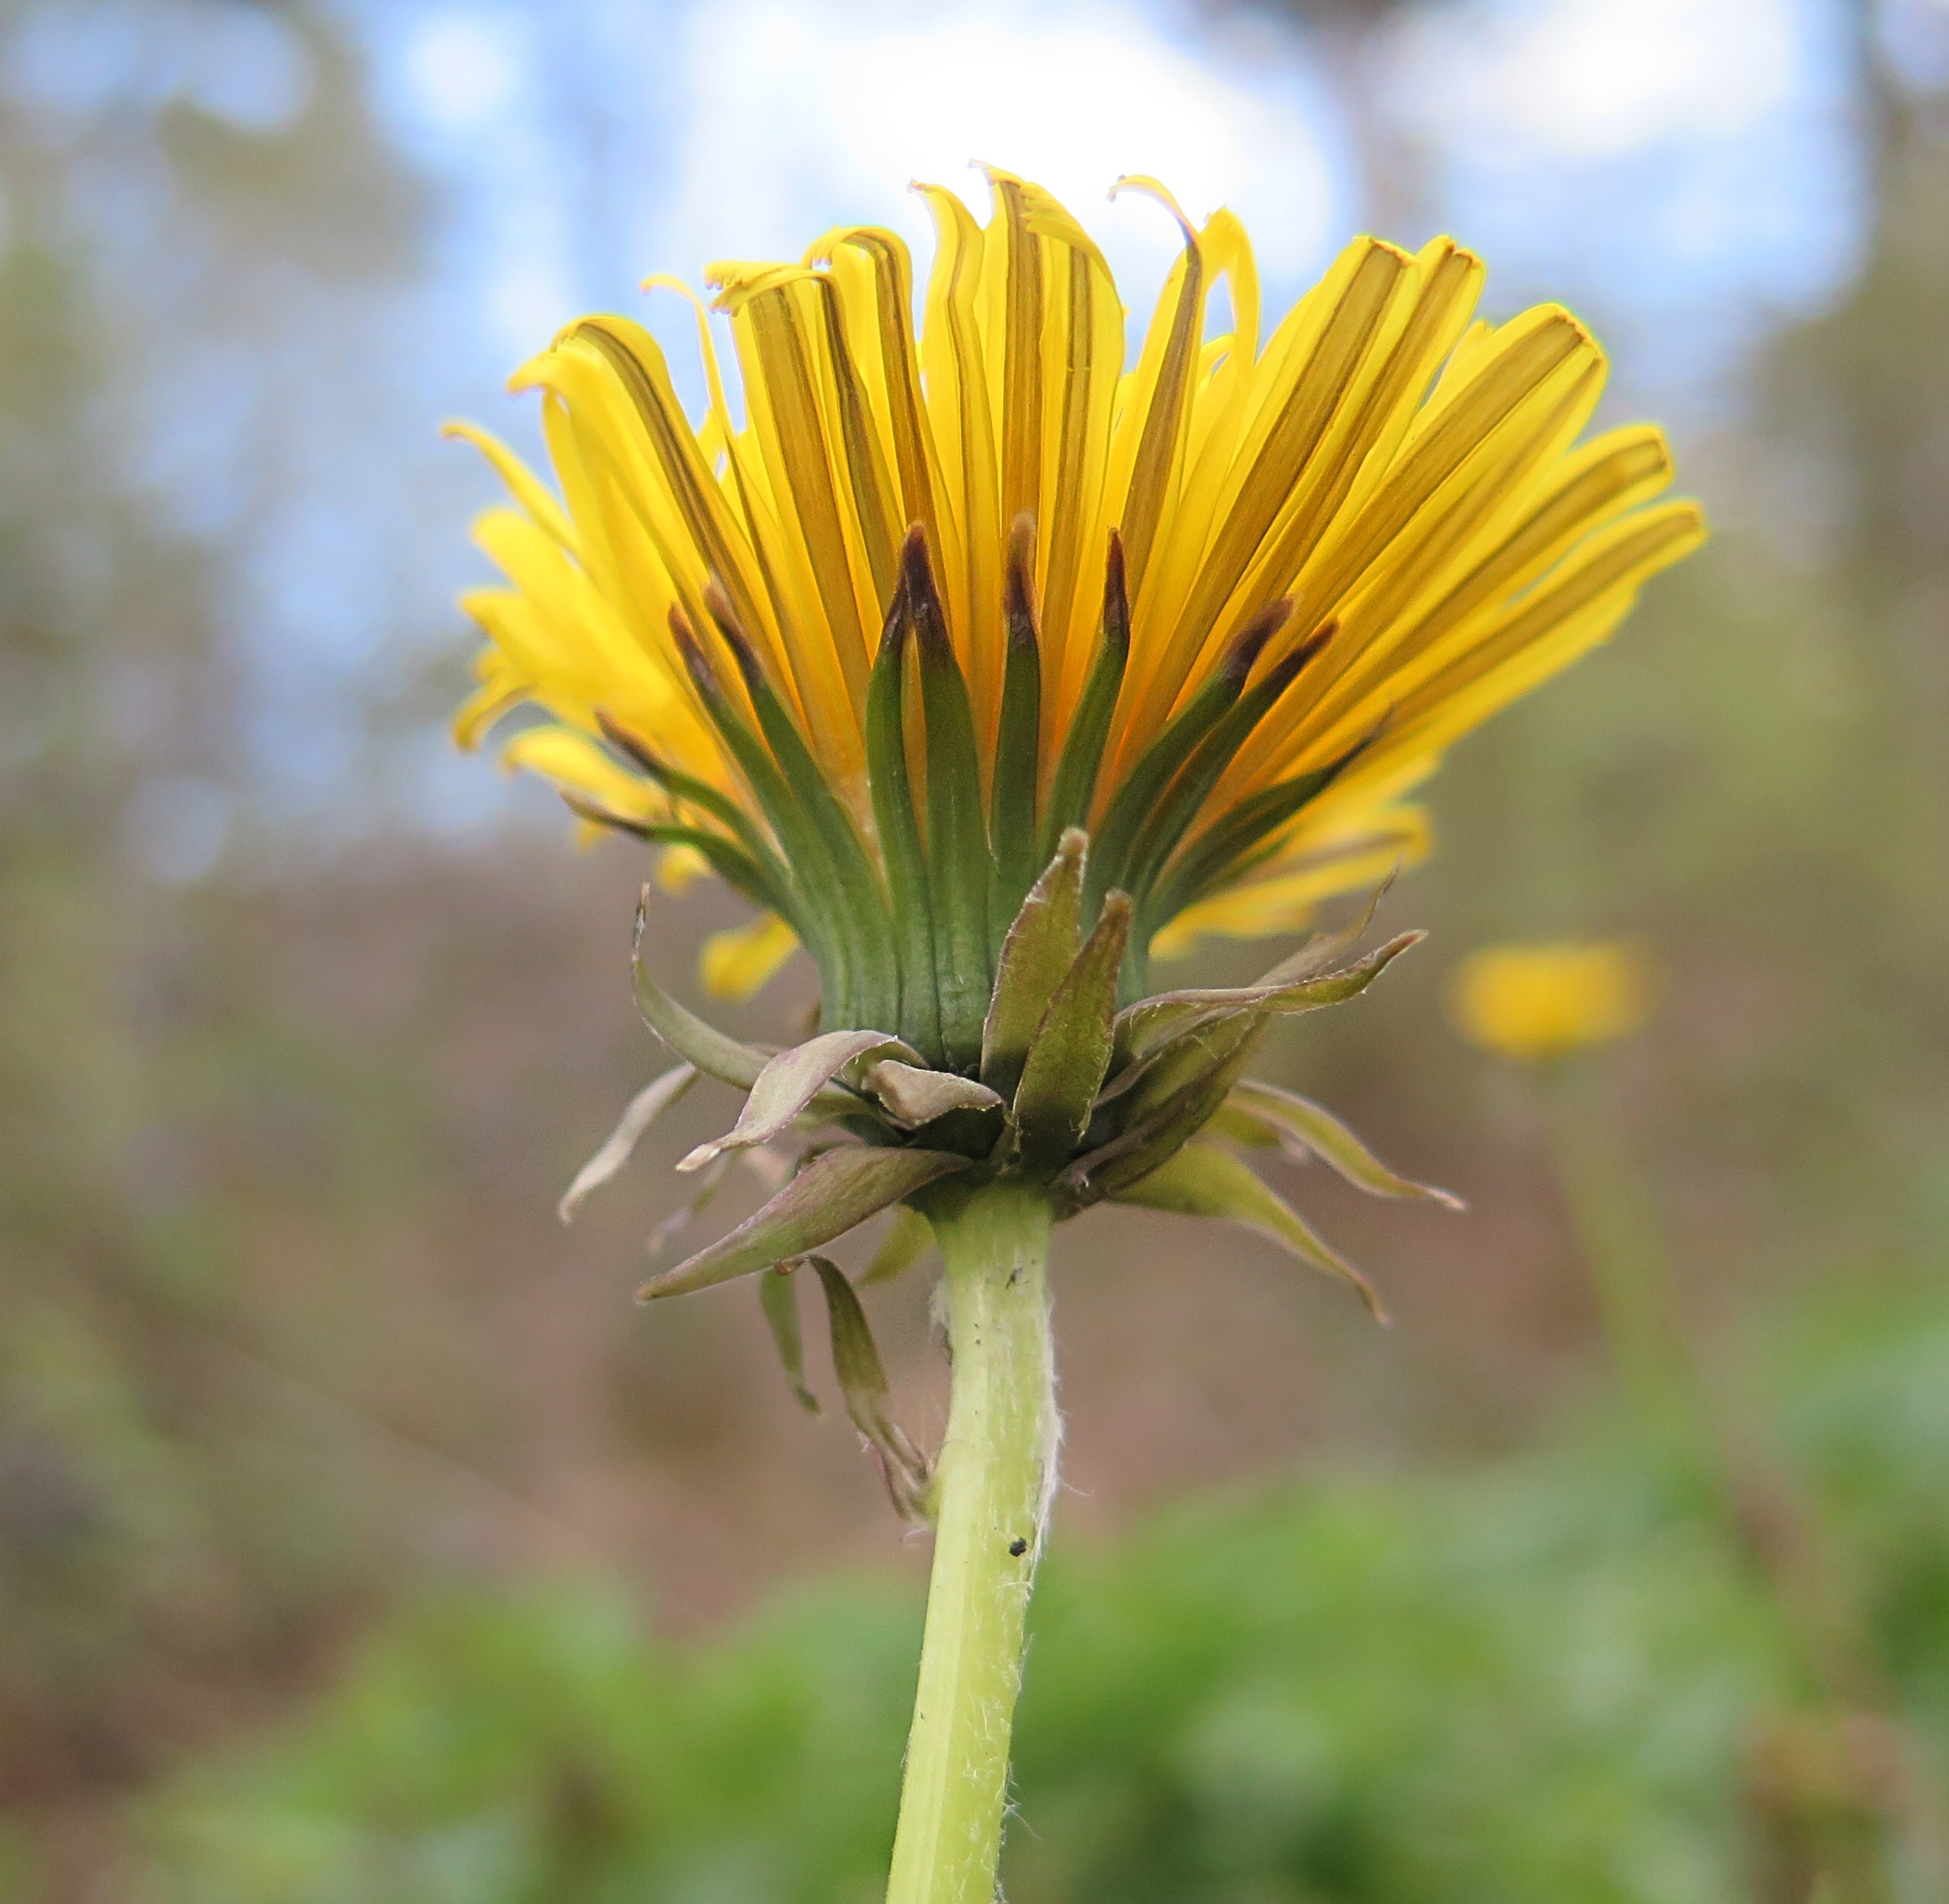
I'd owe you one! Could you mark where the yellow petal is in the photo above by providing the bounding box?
[501,724,660,820]
[701,913,799,1000]
[443,420,577,552]
[657,844,711,894]
[1152,805,1432,958]
[913,181,1003,745]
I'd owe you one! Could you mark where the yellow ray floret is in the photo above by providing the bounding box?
[449,170,1703,1001]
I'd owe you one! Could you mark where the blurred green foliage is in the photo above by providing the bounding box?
[130,1281,1949,1904]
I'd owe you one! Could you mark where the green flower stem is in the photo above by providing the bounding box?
[1537,1063,1698,1442]
[886,1180,1056,1904]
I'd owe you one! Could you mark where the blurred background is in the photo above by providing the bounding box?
[2,0,1947,1898]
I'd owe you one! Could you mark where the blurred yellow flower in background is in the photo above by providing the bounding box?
[1449,941,1652,1062]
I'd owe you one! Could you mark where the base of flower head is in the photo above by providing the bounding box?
[595,832,1457,1347]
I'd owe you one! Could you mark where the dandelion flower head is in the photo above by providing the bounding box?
[448,168,1703,1054]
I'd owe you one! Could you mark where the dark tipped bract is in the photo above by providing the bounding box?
[1272,618,1336,693]
[875,564,910,662]
[1219,597,1293,685]
[703,574,769,697]
[900,523,954,661]
[668,601,721,701]
[595,708,666,778]
[1004,515,1039,648]
[1101,530,1130,653]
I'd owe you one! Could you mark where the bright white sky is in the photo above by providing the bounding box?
[659,0,1338,293]
[384,0,1852,385]
[1406,0,1801,158]
[391,0,1345,365]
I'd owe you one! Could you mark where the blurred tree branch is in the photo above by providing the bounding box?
[1199,0,1455,236]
